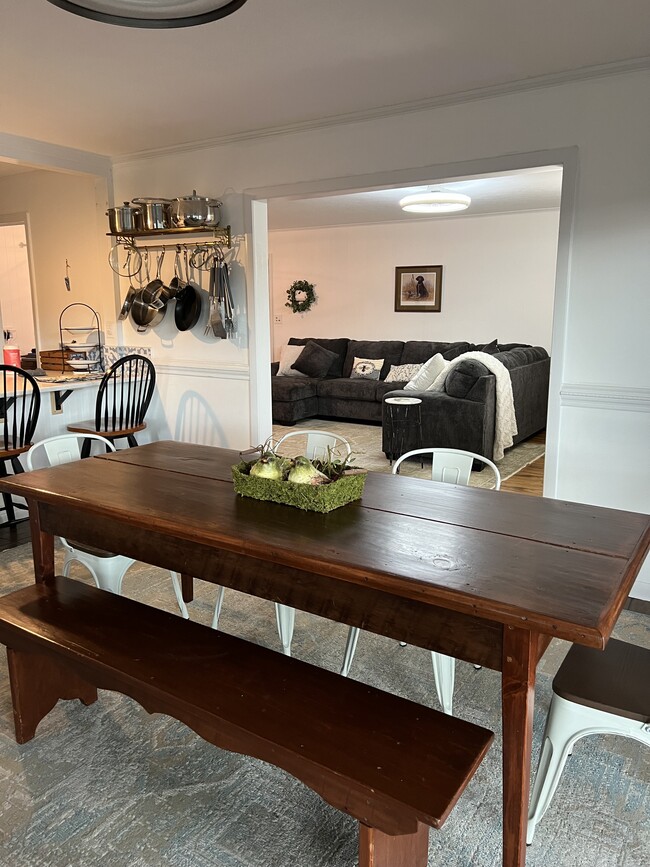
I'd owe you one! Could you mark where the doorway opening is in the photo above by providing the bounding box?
[245,147,578,497]
[0,220,37,363]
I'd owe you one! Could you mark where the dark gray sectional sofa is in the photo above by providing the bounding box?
[271,337,550,461]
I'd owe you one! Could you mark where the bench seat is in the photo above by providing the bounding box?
[0,577,493,864]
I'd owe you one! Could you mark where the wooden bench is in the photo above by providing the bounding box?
[0,576,493,866]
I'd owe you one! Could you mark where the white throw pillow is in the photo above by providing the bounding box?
[276,344,308,377]
[404,354,448,391]
[350,357,384,380]
[385,363,423,383]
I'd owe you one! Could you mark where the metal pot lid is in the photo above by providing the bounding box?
[108,201,141,212]
[175,190,219,204]
[132,197,172,204]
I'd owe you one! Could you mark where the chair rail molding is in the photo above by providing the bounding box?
[154,360,250,381]
[560,383,650,413]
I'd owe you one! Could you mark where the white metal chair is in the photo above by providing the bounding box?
[527,638,650,844]
[25,434,188,618]
[341,448,501,715]
[274,429,352,462]
[211,430,352,655]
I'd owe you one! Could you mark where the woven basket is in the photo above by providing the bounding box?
[232,462,367,513]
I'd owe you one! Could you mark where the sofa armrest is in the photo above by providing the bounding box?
[271,361,280,376]
[382,388,496,462]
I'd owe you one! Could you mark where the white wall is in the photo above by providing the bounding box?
[0,169,115,352]
[268,211,559,357]
[111,69,650,597]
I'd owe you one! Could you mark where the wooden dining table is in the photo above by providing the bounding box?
[1,440,648,867]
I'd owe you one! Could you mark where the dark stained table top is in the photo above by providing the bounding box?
[3,441,649,648]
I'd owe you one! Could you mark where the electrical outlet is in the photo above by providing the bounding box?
[274,314,282,325]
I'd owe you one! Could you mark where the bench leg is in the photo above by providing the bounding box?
[181,573,194,603]
[359,822,428,867]
[6,648,98,744]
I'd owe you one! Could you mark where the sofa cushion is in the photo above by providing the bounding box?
[343,340,404,379]
[277,344,308,377]
[317,378,379,403]
[404,354,448,391]
[400,341,453,364]
[271,376,318,402]
[291,340,337,378]
[497,342,531,352]
[478,339,499,355]
[442,342,472,361]
[289,337,349,378]
[444,360,491,398]
[385,362,422,383]
[495,346,549,370]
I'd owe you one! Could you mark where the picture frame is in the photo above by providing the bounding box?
[394,265,442,312]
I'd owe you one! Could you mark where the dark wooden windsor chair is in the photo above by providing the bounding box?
[0,365,41,527]
[67,355,156,456]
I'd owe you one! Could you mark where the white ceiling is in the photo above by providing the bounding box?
[1,0,649,157]
[267,167,563,230]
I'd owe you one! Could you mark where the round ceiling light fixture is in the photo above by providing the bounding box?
[45,0,249,28]
[399,190,471,214]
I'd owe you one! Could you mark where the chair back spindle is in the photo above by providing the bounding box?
[1,365,41,452]
[95,355,155,435]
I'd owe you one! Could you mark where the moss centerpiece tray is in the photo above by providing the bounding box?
[232,460,367,513]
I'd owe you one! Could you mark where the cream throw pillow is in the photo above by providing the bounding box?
[276,344,308,377]
[385,362,423,383]
[404,353,448,391]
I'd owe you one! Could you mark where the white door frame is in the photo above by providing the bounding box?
[244,146,579,497]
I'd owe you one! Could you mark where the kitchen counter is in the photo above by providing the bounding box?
[2,373,104,442]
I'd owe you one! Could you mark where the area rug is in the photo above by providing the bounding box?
[272,420,545,489]
[0,546,647,867]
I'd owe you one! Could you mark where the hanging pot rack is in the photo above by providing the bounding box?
[109,225,231,249]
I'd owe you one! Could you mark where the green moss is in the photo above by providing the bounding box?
[232,462,367,513]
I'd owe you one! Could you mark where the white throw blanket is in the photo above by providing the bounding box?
[428,351,518,461]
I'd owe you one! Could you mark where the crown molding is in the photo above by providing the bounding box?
[113,56,650,165]
[268,205,561,234]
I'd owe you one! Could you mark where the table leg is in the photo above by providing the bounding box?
[501,625,537,867]
[359,822,428,867]
[28,500,55,584]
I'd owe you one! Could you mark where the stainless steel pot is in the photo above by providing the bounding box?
[130,290,167,333]
[132,198,172,231]
[204,200,222,228]
[170,190,211,228]
[106,202,141,234]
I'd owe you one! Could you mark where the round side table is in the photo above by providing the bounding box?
[384,397,423,466]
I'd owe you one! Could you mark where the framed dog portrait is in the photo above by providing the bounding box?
[394,265,442,312]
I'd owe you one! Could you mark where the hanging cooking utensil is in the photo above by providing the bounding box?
[220,257,235,335]
[108,241,142,278]
[130,290,167,333]
[119,283,137,320]
[174,252,202,333]
[169,246,183,294]
[205,254,226,338]
[141,249,167,308]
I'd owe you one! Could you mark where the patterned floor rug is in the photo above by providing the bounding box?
[272,420,545,488]
[0,545,647,867]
